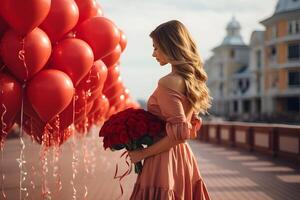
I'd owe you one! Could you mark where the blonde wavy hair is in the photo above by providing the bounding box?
[150,20,212,114]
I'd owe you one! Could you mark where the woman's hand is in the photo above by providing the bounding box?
[191,113,202,131]
[189,113,202,139]
[128,149,147,164]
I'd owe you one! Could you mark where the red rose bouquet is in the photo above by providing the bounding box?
[99,108,165,173]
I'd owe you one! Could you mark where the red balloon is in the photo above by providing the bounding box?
[95,3,103,16]
[119,29,127,52]
[88,98,101,117]
[76,17,120,60]
[0,16,9,39]
[103,64,120,91]
[21,113,44,140]
[23,96,42,124]
[76,59,107,93]
[23,114,74,146]
[74,0,99,24]
[102,44,121,67]
[49,38,94,86]
[26,69,75,123]
[0,59,4,72]
[59,91,95,130]
[93,94,109,123]
[104,79,124,101]
[40,0,79,42]
[0,73,22,139]
[0,0,51,35]
[0,28,52,82]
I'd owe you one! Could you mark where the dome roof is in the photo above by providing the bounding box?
[221,16,245,46]
[226,16,241,30]
[275,0,300,14]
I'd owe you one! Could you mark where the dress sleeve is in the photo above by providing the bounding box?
[156,85,192,140]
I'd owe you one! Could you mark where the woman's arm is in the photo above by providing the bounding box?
[128,123,198,163]
[128,136,184,164]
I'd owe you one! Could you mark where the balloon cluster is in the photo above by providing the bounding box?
[0,0,138,147]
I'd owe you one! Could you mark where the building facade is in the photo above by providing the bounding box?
[205,0,300,122]
[261,0,300,120]
[205,17,250,119]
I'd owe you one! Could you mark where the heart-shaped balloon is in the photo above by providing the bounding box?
[26,69,74,123]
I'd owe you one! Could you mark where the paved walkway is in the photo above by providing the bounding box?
[1,131,300,200]
[190,142,300,200]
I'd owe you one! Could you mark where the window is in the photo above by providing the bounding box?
[288,22,293,34]
[243,100,250,113]
[230,49,235,58]
[271,25,277,39]
[220,64,223,77]
[271,73,279,88]
[288,44,300,60]
[219,83,223,96]
[287,97,299,112]
[256,50,262,68]
[257,76,261,93]
[233,101,238,112]
[288,71,300,87]
[269,45,277,61]
[288,20,300,35]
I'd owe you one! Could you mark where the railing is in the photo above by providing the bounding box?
[198,121,300,162]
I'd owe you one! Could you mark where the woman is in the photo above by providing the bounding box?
[128,20,212,200]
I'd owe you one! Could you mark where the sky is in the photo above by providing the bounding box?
[98,0,277,101]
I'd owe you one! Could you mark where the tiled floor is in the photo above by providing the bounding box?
[190,141,300,200]
[1,132,299,200]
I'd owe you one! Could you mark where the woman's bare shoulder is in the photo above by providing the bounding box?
[158,74,186,94]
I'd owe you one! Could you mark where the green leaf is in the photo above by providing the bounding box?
[138,135,153,146]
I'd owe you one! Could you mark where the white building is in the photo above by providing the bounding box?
[205,17,250,118]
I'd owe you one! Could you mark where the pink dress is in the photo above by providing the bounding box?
[130,83,211,200]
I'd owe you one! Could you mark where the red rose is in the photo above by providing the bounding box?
[119,130,130,144]
[136,121,147,134]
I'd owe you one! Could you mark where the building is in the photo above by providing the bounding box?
[260,0,300,120]
[205,0,300,123]
[205,17,250,119]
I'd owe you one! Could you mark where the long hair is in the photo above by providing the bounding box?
[150,20,212,114]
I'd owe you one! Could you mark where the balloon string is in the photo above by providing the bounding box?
[70,94,78,200]
[82,90,90,199]
[28,133,37,192]
[0,144,5,200]
[82,137,87,199]
[0,102,7,150]
[114,151,132,199]
[1,150,7,200]
[71,134,78,200]
[40,124,51,200]
[52,116,62,197]
[88,128,97,176]
[18,38,29,82]
[16,84,29,200]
